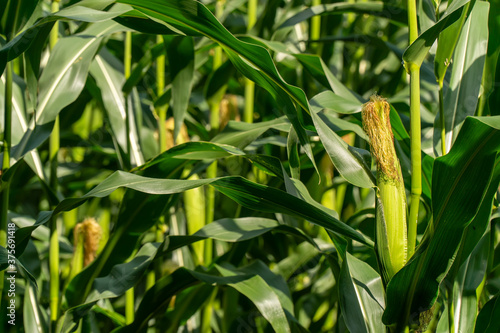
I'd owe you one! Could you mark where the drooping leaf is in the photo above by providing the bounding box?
[0,1,132,73]
[165,35,194,142]
[451,231,490,333]
[310,108,375,188]
[403,0,472,67]
[0,0,40,39]
[216,262,292,333]
[475,294,500,333]
[278,2,408,29]
[90,48,144,165]
[6,21,126,167]
[433,1,489,155]
[60,243,160,333]
[339,252,385,333]
[116,0,319,172]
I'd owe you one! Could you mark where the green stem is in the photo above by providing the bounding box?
[406,0,420,261]
[438,81,446,155]
[49,2,60,330]
[396,0,421,329]
[247,0,257,31]
[156,35,167,153]
[123,30,135,321]
[124,31,132,169]
[125,288,134,324]
[244,0,257,124]
[147,35,167,292]
[310,0,322,55]
[0,61,13,327]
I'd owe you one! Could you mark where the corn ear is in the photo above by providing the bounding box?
[362,95,407,283]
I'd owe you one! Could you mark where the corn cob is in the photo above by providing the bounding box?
[362,95,407,283]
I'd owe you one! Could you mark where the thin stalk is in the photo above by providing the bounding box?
[0,61,13,324]
[49,1,60,330]
[124,30,135,323]
[124,31,132,169]
[244,0,257,124]
[125,288,134,324]
[156,35,167,153]
[310,0,322,55]
[147,35,167,291]
[406,0,420,261]
[438,81,446,155]
[397,0,421,330]
[201,289,217,332]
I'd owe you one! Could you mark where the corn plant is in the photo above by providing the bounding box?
[1,0,499,332]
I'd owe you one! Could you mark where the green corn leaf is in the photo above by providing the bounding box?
[5,21,127,167]
[339,252,386,333]
[475,294,500,333]
[60,243,160,333]
[278,2,408,29]
[0,1,132,73]
[165,35,194,142]
[116,0,319,173]
[451,231,490,333]
[433,1,489,155]
[403,0,472,68]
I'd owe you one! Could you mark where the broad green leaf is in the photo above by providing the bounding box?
[433,3,469,85]
[310,91,362,114]
[383,116,500,326]
[216,262,292,333]
[212,116,290,149]
[0,0,40,38]
[482,0,500,116]
[310,108,375,188]
[0,1,132,73]
[18,170,372,255]
[418,0,436,33]
[7,21,126,167]
[339,252,385,333]
[23,284,44,333]
[451,231,490,333]
[90,48,144,166]
[0,75,46,183]
[475,294,500,333]
[159,218,318,265]
[210,177,373,246]
[403,0,471,67]
[116,0,319,172]
[278,2,408,29]
[111,268,199,333]
[319,111,368,142]
[60,243,160,333]
[295,54,363,103]
[434,1,489,155]
[436,298,450,333]
[165,35,194,142]
[450,161,500,273]
[114,261,294,333]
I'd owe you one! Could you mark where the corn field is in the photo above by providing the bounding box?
[1,0,500,332]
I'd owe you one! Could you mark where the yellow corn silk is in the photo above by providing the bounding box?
[362,95,407,284]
